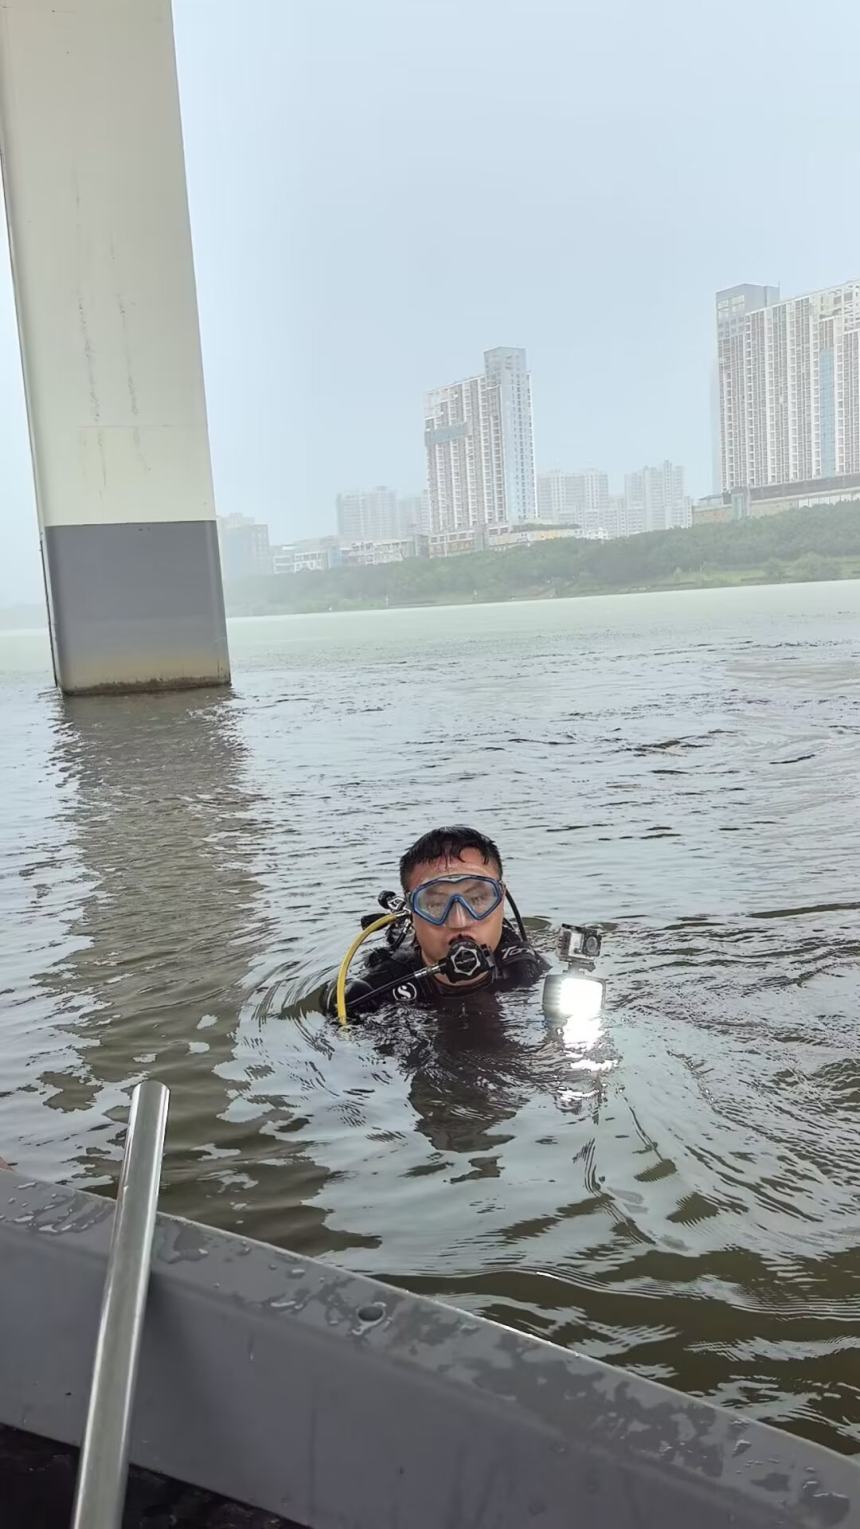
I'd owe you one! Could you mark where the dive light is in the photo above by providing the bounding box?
[542,924,605,1022]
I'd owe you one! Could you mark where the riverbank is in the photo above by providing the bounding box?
[7,557,860,633]
[5,503,859,626]
[224,556,860,615]
[223,501,860,616]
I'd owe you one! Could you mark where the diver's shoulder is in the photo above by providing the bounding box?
[497,926,551,982]
[363,942,418,976]
[321,942,423,1018]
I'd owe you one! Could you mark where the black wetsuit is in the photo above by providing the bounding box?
[323,922,549,1017]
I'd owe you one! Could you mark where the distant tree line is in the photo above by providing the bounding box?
[223,502,860,617]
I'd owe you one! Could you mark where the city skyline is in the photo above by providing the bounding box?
[3,0,860,604]
[7,257,859,605]
[207,280,860,550]
[325,456,690,547]
[181,281,860,554]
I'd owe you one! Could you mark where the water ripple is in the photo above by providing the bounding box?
[0,583,859,1453]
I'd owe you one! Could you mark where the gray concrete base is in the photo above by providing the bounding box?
[43,521,231,694]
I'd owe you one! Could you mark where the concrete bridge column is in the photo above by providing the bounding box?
[0,0,230,693]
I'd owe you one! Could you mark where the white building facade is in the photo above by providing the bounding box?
[624,462,689,534]
[717,280,860,491]
[335,487,400,544]
[536,469,609,532]
[425,347,537,535]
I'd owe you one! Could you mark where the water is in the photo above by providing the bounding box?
[1,582,859,1455]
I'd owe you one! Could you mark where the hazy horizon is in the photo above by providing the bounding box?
[2,0,860,604]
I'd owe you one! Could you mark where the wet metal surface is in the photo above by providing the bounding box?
[0,1175,856,1527]
[1,584,859,1455]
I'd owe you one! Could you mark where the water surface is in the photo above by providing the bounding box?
[1,582,858,1453]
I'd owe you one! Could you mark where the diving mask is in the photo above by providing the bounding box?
[408,874,504,926]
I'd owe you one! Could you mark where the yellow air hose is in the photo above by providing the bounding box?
[335,912,401,1025]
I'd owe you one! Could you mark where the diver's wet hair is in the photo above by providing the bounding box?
[399,825,503,890]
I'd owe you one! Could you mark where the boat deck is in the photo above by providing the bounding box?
[0,1425,302,1529]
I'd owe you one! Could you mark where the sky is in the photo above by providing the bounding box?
[3,0,860,603]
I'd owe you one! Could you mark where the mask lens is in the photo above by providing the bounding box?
[417,883,453,921]
[411,876,503,924]
[462,879,499,915]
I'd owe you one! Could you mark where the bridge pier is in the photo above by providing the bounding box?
[0,0,230,693]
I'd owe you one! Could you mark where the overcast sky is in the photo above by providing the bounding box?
[3,0,860,603]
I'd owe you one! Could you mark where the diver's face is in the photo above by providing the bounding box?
[404,848,506,976]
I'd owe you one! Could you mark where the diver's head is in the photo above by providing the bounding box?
[400,826,506,978]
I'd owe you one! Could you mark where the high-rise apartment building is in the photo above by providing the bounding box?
[217,513,272,580]
[624,462,688,534]
[716,284,780,493]
[483,347,537,524]
[605,494,626,538]
[396,492,430,538]
[425,347,536,534]
[536,469,609,533]
[717,280,860,491]
[336,486,399,544]
[623,472,645,535]
[537,470,573,523]
[578,469,610,535]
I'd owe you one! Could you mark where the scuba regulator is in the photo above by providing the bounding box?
[340,935,498,1018]
[336,890,604,1026]
[336,887,513,1022]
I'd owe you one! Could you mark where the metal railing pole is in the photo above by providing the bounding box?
[71,1079,170,1529]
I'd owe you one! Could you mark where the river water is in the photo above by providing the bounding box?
[1,582,858,1454]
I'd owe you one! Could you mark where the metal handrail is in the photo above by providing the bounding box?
[71,1079,170,1529]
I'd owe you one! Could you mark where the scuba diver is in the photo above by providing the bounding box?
[324,825,549,1021]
